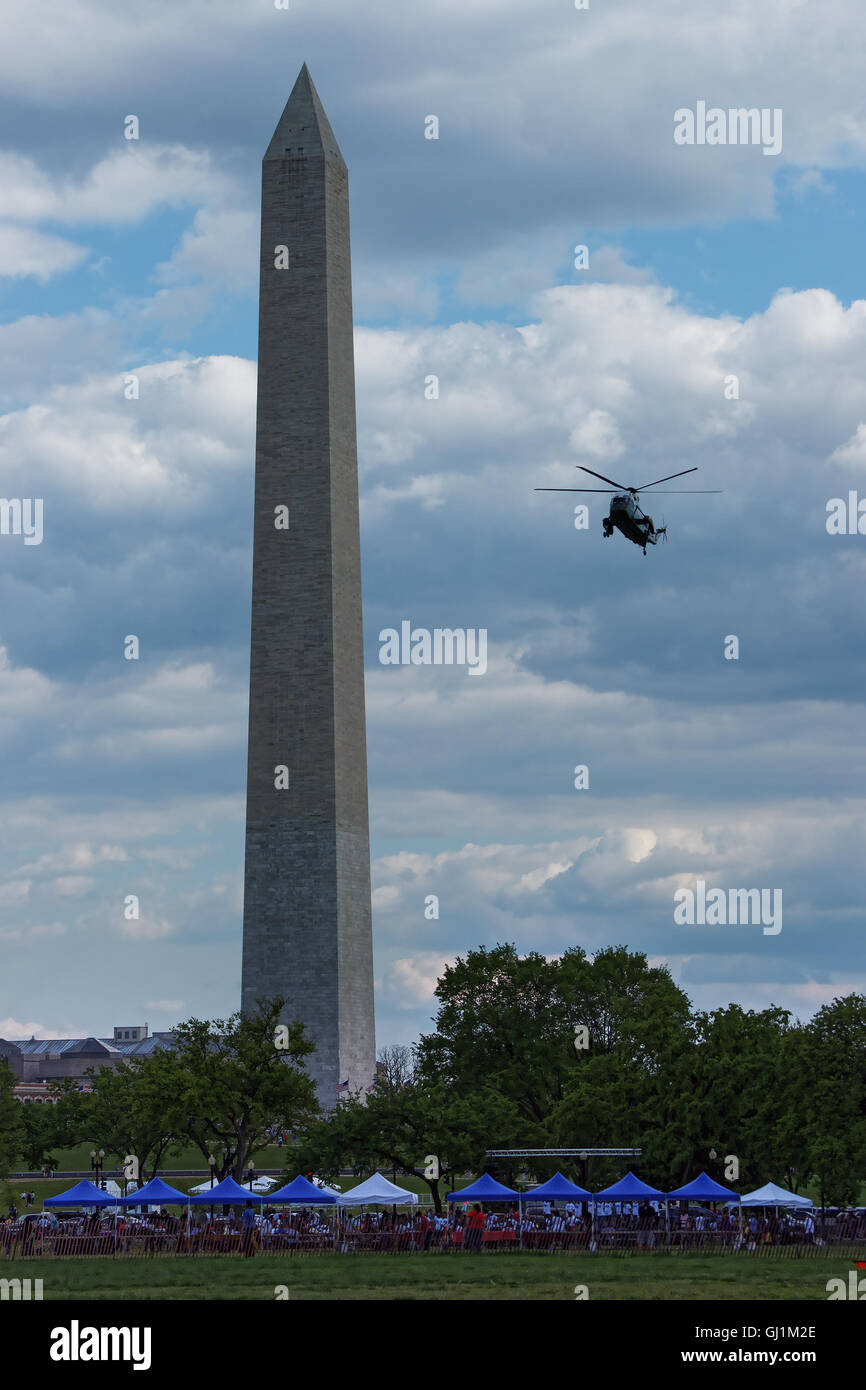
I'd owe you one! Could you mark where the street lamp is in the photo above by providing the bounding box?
[90,1149,105,1187]
[246,1163,256,1192]
[208,1153,217,1189]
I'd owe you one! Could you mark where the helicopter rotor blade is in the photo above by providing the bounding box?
[635,467,698,489]
[577,465,631,489]
[535,487,721,494]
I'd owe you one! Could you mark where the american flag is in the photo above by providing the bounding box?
[334,1079,349,1093]
[365,1081,378,1093]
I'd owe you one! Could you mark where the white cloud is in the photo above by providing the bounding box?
[0,147,236,227]
[0,1016,60,1038]
[829,422,866,467]
[0,879,31,903]
[116,917,175,942]
[53,876,94,897]
[19,844,128,876]
[0,223,88,281]
[155,207,257,294]
[0,355,255,513]
[386,954,453,1007]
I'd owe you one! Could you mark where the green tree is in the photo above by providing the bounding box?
[418,943,691,1142]
[166,999,319,1180]
[658,1004,797,1190]
[0,1062,24,1178]
[75,1052,183,1182]
[17,1096,65,1172]
[296,1070,524,1212]
[797,995,866,1205]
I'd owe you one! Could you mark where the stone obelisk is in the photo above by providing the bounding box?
[241,65,375,1105]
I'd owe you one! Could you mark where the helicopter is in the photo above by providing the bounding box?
[535,465,720,554]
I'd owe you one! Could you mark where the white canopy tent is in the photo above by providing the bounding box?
[250,1175,280,1193]
[737,1182,813,1208]
[337,1172,418,1206]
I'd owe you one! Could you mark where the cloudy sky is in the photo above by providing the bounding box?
[2,0,865,1050]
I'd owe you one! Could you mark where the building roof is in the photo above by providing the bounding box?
[7,1032,174,1057]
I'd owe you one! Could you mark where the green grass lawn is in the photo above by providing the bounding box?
[1,1252,860,1300]
[13,1141,293,1174]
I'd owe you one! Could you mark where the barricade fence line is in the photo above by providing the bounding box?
[2,1220,865,1260]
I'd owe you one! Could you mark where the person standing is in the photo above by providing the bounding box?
[240,1201,257,1257]
[465,1203,485,1252]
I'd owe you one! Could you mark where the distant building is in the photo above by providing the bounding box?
[0,1026,174,1096]
[112,1025,149,1043]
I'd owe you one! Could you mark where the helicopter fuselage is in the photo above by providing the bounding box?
[604,493,664,551]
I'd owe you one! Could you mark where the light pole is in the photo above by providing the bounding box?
[90,1148,105,1187]
[246,1163,256,1192]
[208,1153,217,1189]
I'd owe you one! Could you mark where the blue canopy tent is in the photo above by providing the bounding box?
[118,1177,188,1207]
[268,1175,337,1204]
[113,1176,191,1252]
[446,1173,520,1202]
[667,1172,739,1202]
[186,1175,264,1247]
[268,1173,339,1248]
[591,1171,667,1201]
[44,1178,120,1254]
[187,1176,264,1205]
[589,1171,668,1249]
[667,1171,742,1246]
[45,1179,118,1208]
[447,1173,523,1249]
[522,1172,592,1201]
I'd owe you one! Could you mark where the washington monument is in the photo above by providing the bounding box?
[241,65,376,1104]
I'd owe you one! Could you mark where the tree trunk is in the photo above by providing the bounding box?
[423,1177,442,1215]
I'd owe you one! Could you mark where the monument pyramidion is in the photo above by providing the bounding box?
[241,65,375,1106]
